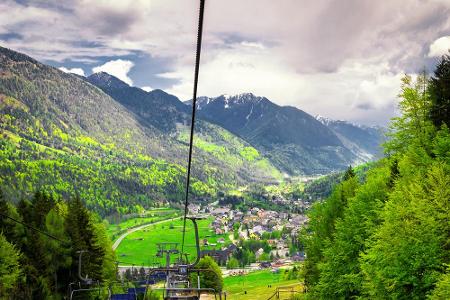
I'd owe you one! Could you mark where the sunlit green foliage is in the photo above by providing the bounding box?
[0,191,116,298]
[190,256,223,293]
[302,71,450,299]
[0,233,21,298]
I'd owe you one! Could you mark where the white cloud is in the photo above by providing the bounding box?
[58,67,85,76]
[92,59,135,85]
[141,86,153,92]
[1,0,450,124]
[162,44,403,125]
[428,36,450,57]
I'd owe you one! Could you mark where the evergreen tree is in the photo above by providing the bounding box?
[429,53,450,128]
[385,73,434,156]
[361,165,450,299]
[312,166,390,299]
[302,175,359,290]
[0,190,22,242]
[45,206,72,294]
[31,191,55,228]
[343,165,356,180]
[15,197,54,298]
[0,233,21,298]
[429,267,450,300]
[66,196,105,282]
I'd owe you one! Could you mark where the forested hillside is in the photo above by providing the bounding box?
[302,55,450,299]
[0,46,280,216]
[188,93,382,175]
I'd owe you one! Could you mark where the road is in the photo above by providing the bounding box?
[112,216,182,251]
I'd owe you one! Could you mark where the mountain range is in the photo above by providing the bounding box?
[186,94,383,175]
[0,46,383,215]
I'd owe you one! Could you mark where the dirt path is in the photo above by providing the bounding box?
[112,216,182,250]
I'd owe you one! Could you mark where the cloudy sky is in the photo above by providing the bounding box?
[1,0,450,125]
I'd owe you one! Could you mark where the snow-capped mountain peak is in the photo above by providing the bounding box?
[190,93,266,110]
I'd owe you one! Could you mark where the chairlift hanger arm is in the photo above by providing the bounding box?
[181,0,206,256]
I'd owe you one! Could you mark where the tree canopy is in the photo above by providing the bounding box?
[302,63,450,299]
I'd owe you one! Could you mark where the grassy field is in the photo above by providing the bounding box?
[115,218,230,266]
[107,209,180,239]
[223,269,303,300]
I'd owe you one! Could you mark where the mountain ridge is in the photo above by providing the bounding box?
[0,46,279,216]
[184,93,383,174]
[0,45,384,216]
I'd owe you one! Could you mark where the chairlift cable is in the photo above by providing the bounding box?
[0,211,70,245]
[181,0,206,256]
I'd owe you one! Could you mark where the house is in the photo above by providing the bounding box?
[239,231,248,240]
[255,248,265,259]
[200,250,229,266]
[252,225,266,235]
[225,244,237,253]
[188,204,200,215]
[211,207,230,216]
[267,239,277,246]
[291,253,305,262]
[250,207,260,215]
[249,232,260,240]
[200,244,236,266]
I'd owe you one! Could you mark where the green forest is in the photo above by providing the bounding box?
[0,191,116,299]
[301,55,450,299]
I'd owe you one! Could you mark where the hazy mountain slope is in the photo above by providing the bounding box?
[316,116,384,162]
[188,94,358,175]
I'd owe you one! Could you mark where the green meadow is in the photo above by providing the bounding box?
[223,269,303,300]
[115,218,230,266]
[107,208,180,239]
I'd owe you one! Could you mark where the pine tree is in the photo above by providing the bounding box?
[429,53,450,128]
[0,233,21,297]
[361,165,450,299]
[313,166,390,299]
[0,190,20,242]
[45,207,72,294]
[343,165,356,180]
[302,175,358,290]
[385,73,434,156]
[66,196,105,282]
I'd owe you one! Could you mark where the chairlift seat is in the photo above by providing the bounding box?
[110,294,135,300]
[127,287,146,294]
[187,215,207,220]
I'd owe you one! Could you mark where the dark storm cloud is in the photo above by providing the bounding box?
[0,32,22,41]
[356,102,375,111]
[77,6,141,36]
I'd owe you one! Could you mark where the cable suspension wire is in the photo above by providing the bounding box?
[181,0,206,256]
[0,212,69,245]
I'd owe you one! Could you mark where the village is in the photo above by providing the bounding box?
[188,196,312,272]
